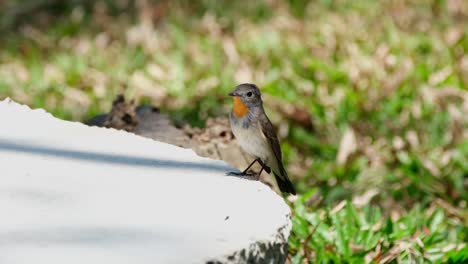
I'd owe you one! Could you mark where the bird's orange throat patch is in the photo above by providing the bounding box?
[232,96,249,118]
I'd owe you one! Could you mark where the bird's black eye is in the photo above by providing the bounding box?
[246,92,253,97]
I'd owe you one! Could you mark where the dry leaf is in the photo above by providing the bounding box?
[337,127,357,165]
[330,200,347,214]
[352,189,379,208]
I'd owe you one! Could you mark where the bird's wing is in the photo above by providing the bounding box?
[259,112,283,165]
[259,109,297,194]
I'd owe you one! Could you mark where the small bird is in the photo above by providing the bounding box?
[228,83,296,195]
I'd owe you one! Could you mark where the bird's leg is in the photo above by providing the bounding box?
[226,158,260,176]
[242,158,260,175]
[250,159,271,180]
[255,166,264,180]
[257,159,271,174]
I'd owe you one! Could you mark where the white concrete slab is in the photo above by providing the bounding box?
[0,99,291,264]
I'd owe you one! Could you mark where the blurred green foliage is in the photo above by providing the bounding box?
[0,0,467,262]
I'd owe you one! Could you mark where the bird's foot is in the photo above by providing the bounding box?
[226,171,256,177]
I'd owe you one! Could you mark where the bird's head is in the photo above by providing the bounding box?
[228,83,262,118]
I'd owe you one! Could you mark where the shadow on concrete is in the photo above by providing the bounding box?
[0,227,170,246]
[0,139,232,173]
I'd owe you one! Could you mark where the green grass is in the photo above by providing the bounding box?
[290,191,466,263]
[0,0,467,262]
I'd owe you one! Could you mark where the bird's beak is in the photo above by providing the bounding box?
[228,91,236,96]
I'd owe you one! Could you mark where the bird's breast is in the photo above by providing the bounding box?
[230,116,272,161]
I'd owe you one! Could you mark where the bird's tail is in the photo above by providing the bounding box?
[273,168,296,195]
